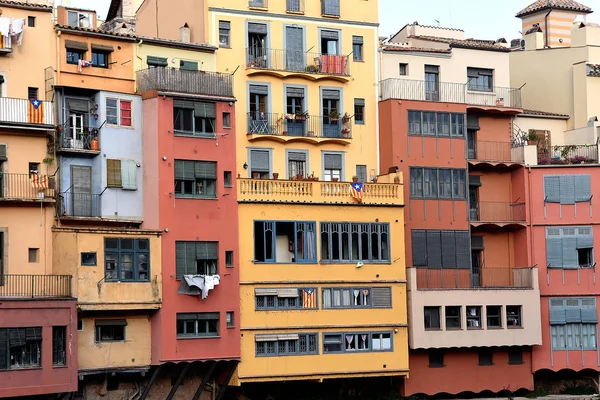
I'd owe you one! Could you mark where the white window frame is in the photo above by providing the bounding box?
[106,98,133,128]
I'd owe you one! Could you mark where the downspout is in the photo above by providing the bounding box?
[527,165,535,268]
[544,10,551,48]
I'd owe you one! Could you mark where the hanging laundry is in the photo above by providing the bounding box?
[10,18,23,46]
[0,17,10,37]
[177,274,221,299]
[77,59,92,72]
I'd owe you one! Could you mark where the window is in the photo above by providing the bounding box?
[95,320,126,342]
[249,149,271,179]
[408,111,465,137]
[224,171,232,187]
[180,60,198,71]
[254,221,317,263]
[446,306,461,329]
[286,0,303,13]
[29,162,39,175]
[66,49,85,65]
[486,306,502,328]
[107,159,122,187]
[467,306,482,328]
[80,252,96,266]
[176,313,219,338]
[478,349,493,366]
[550,299,598,350]
[467,67,493,91]
[92,51,109,68]
[322,287,373,308]
[428,351,444,368]
[27,16,35,27]
[226,312,234,328]
[174,100,216,136]
[223,112,231,128]
[354,98,365,124]
[255,288,317,310]
[320,222,390,263]
[508,348,523,364]
[546,226,593,269]
[106,99,132,127]
[507,305,522,327]
[52,326,66,366]
[174,160,217,198]
[256,333,318,356]
[219,21,231,47]
[104,238,150,282]
[410,167,466,200]
[175,241,218,276]
[106,159,137,190]
[27,87,38,100]
[544,175,591,205]
[28,248,39,263]
[322,332,392,353]
[352,36,363,61]
[225,251,233,267]
[0,327,42,370]
[355,165,367,183]
[321,0,340,16]
[424,306,441,330]
[411,230,470,269]
[287,151,307,179]
[399,63,408,76]
[68,10,93,28]
[77,317,83,331]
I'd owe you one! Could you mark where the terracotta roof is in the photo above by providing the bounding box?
[55,24,136,40]
[521,109,570,118]
[588,64,600,77]
[381,45,451,54]
[106,0,121,22]
[409,35,511,53]
[516,0,592,18]
[0,0,52,11]
[138,36,217,52]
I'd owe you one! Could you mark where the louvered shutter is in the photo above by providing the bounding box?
[544,176,560,203]
[455,231,471,269]
[566,308,582,323]
[219,21,230,30]
[183,160,195,180]
[180,60,198,71]
[320,29,339,40]
[575,174,591,202]
[194,161,217,179]
[562,236,578,268]
[288,151,306,162]
[173,100,194,109]
[549,307,566,325]
[322,89,340,100]
[371,287,392,308]
[411,230,427,267]
[321,0,340,16]
[581,307,598,323]
[194,102,216,118]
[147,56,168,67]
[67,99,89,113]
[426,231,442,268]
[197,242,218,260]
[466,115,480,130]
[106,159,122,187]
[248,23,268,34]
[352,36,364,45]
[286,87,305,97]
[8,328,25,347]
[175,242,187,277]
[0,145,6,161]
[577,231,594,249]
[471,236,484,250]
[185,242,196,275]
[324,153,342,169]
[174,160,184,180]
[546,235,563,268]
[559,175,576,204]
[441,231,456,269]
[355,165,367,182]
[121,159,137,190]
[0,329,7,369]
[250,150,270,172]
[249,84,268,95]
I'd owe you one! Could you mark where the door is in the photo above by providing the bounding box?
[467,129,477,159]
[424,65,440,101]
[471,250,481,287]
[248,23,268,68]
[469,186,479,221]
[69,113,84,149]
[249,85,269,134]
[285,26,304,72]
[322,90,341,138]
[286,87,305,136]
[70,165,92,217]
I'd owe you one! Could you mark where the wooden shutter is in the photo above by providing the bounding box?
[71,165,92,217]
[180,60,198,71]
[441,231,456,269]
[0,329,7,370]
[426,231,442,268]
[455,231,471,269]
[196,242,218,260]
[219,21,230,30]
[411,230,427,266]
[286,87,305,97]
[544,176,560,203]
[175,242,188,277]
[248,23,267,34]
[174,100,194,109]
[371,287,392,308]
[549,307,566,325]
[582,307,598,323]
[562,235,578,268]
[352,36,364,45]
[121,159,137,190]
[321,0,340,16]
[322,89,340,100]
[559,175,575,204]
[566,308,582,323]
[285,26,304,70]
[324,153,342,169]
[250,150,270,172]
[575,174,591,202]
[466,115,480,130]
[577,228,594,249]
[194,161,217,179]
[106,159,122,188]
[355,165,367,182]
[0,144,6,161]
[147,55,168,67]
[546,235,563,268]
[249,84,268,95]
[194,102,216,118]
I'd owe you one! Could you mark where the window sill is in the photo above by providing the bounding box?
[286,10,305,15]
[428,365,445,368]
[507,326,523,329]
[487,326,503,330]
[174,132,217,139]
[321,14,341,19]
[223,126,232,129]
[322,306,376,310]
[254,261,318,265]
[53,364,68,369]
[177,335,221,340]
[219,45,231,49]
[467,327,483,330]
[95,340,127,343]
[353,60,365,63]
[174,196,219,201]
[446,327,462,331]
[478,363,494,367]
[224,185,233,188]
[425,328,442,331]
[0,366,42,372]
[248,6,268,11]
[355,121,365,125]
[508,361,525,365]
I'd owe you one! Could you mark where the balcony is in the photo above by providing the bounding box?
[0,275,73,298]
[0,173,56,203]
[0,34,11,54]
[136,68,234,99]
[58,191,102,219]
[538,142,600,165]
[238,178,403,206]
[246,112,352,144]
[415,267,534,290]
[468,141,526,166]
[469,201,526,225]
[379,78,522,109]
[56,127,100,157]
[0,98,55,128]
[246,48,350,81]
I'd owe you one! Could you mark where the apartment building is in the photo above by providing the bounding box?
[205,0,409,391]
[0,1,77,397]
[379,23,542,396]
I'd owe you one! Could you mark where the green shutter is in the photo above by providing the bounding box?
[194,161,217,179]
[180,60,198,71]
[147,55,168,67]
[196,242,218,260]
[194,102,216,118]
[175,242,187,277]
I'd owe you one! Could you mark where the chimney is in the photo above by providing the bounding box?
[121,0,134,18]
[524,24,544,50]
[180,23,191,43]
[495,38,509,48]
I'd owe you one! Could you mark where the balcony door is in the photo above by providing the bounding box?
[70,165,92,217]
[469,185,479,221]
[65,98,90,150]
[322,89,341,138]
[471,250,481,287]
[424,65,440,101]
[247,23,268,68]
[467,129,477,159]
[285,26,304,72]
[249,84,269,134]
[286,87,305,137]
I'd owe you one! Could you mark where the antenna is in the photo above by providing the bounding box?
[435,19,440,27]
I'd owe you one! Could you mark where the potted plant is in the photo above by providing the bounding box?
[332,177,339,182]
[329,111,341,122]
[341,128,350,138]
[295,110,308,121]
[272,172,279,179]
[296,173,304,180]
[352,176,359,183]
[527,130,540,145]
[394,176,401,184]
[305,65,319,73]
[252,172,260,179]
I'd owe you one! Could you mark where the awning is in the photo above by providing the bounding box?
[91,43,114,53]
[65,40,88,51]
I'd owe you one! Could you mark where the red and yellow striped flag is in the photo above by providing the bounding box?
[302,289,315,308]
[28,99,45,124]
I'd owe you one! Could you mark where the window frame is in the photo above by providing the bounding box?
[27,16,35,27]
[321,151,345,182]
[104,238,150,282]
[106,98,133,127]
[322,331,393,354]
[66,49,86,65]
[95,324,126,343]
[176,313,220,339]
[255,288,318,310]
[486,305,502,329]
[219,21,231,48]
[424,306,441,330]
[173,101,217,137]
[508,348,523,365]
[410,167,467,200]
[225,250,234,267]
[354,98,365,124]
[175,241,219,277]
[67,10,93,28]
[0,327,43,370]
[320,222,391,264]
[478,349,494,366]
[91,51,109,69]
[254,220,318,264]
[321,287,373,309]
[52,326,67,366]
[352,36,363,62]
[399,63,408,76]
[255,333,319,357]
[467,306,482,329]
[428,350,444,368]
[467,67,494,92]
[445,306,461,329]
[223,112,231,128]
[174,159,218,199]
[507,305,522,328]
[408,110,465,137]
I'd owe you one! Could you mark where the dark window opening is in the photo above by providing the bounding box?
[92,51,109,68]
[507,306,522,327]
[254,221,316,263]
[66,50,85,65]
[446,306,461,329]
[27,16,35,27]
[176,313,219,338]
[81,252,97,266]
[52,326,67,366]
[508,348,523,364]
[226,251,233,267]
[95,324,125,342]
[467,306,482,328]
[429,351,444,368]
[27,87,38,100]
[486,305,502,328]
[478,349,493,366]
[424,306,441,329]
[579,248,593,268]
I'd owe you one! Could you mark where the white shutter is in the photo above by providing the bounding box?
[121,159,137,190]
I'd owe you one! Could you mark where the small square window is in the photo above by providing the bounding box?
[507,306,522,327]
[226,312,234,328]
[399,63,408,76]
[29,162,39,175]
[445,306,461,329]
[77,317,84,331]
[428,351,444,368]
[478,349,493,366]
[81,252,97,266]
[28,87,38,100]
[424,306,441,330]
[28,248,39,263]
[223,112,231,128]
[224,171,232,187]
[467,306,482,329]
[27,16,35,27]
[508,348,523,364]
[354,99,365,124]
[226,251,234,267]
[486,305,502,328]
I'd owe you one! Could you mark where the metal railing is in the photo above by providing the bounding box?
[286,0,304,12]
[0,34,11,52]
[247,112,352,139]
[0,97,55,125]
[58,128,99,152]
[0,173,55,200]
[380,78,522,108]
[415,267,533,289]
[0,275,72,298]
[249,0,267,7]
[468,141,515,162]
[136,68,234,98]
[246,48,350,76]
[538,142,599,165]
[469,202,526,222]
[58,191,102,218]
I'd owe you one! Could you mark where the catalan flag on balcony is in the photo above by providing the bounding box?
[302,289,315,309]
[350,182,364,202]
[28,99,44,124]
[30,174,48,190]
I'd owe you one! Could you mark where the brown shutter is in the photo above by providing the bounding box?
[106,159,122,188]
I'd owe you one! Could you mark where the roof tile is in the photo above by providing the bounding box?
[516,0,592,18]
[521,109,570,118]
[0,0,52,10]
[409,35,511,53]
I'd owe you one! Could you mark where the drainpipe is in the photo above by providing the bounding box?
[544,10,551,48]
[527,166,535,268]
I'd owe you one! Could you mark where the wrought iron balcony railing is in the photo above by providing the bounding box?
[246,48,350,76]
[0,274,73,298]
[58,191,102,218]
[58,127,100,152]
[0,173,55,201]
[247,112,352,139]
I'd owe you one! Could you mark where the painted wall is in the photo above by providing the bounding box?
[136,0,207,44]
[0,5,54,100]
[0,300,77,397]
[141,95,240,363]
[513,115,568,146]
[520,11,587,48]
[77,315,152,371]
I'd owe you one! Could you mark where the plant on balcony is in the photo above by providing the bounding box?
[526,130,540,145]
[537,157,550,165]
[272,172,279,179]
[305,65,319,73]
[329,111,341,121]
[294,110,308,121]
[394,175,401,184]
[568,155,596,164]
[341,127,350,137]
[332,177,339,182]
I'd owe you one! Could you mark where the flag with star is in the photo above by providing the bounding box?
[28,99,44,124]
[350,182,364,202]
[302,288,315,308]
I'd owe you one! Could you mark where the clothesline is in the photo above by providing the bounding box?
[0,17,24,47]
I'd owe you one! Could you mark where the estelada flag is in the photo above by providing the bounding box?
[350,182,364,202]
[28,99,44,124]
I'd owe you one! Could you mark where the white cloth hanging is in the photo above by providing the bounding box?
[10,18,24,46]
[0,17,10,37]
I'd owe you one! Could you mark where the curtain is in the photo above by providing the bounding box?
[305,229,316,260]
[333,290,341,306]
[322,289,331,308]
[342,289,351,306]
